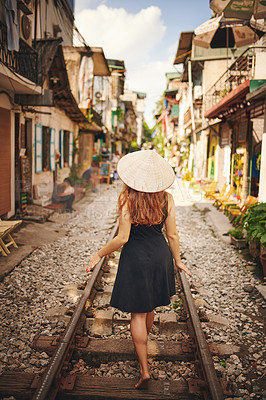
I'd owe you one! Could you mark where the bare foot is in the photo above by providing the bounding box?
[135,374,150,389]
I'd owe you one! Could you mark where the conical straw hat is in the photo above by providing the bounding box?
[117,150,175,193]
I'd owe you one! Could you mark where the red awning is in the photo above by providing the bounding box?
[205,80,250,119]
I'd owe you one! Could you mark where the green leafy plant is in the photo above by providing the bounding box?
[220,88,228,98]
[241,203,266,247]
[228,228,245,240]
[171,299,183,310]
[116,106,124,122]
[93,154,103,162]
[69,164,86,185]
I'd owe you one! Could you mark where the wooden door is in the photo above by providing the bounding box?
[0,107,11,216]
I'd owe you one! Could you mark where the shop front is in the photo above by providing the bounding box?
[0,106,11,216]
[230,119,251,200]
[207,125,219,182]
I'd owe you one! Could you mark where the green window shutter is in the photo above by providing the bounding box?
[50,128,56,171]
[35,124,43,173]
[112,110,117,129]
[59,129,64,169]
[69,131,73,168]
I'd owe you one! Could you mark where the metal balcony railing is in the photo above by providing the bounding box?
[0,21,38,84]
[204,46,266,112]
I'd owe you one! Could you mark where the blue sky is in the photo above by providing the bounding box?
[74,1,212,127]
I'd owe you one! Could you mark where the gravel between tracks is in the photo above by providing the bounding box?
[0,184,119,377]
[0,182,265,400]
[177,204,266,400]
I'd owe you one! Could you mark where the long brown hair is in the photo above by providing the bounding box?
[118,185,168,226]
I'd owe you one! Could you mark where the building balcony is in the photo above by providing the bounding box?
[0,21,38,85]
[204,46,266,119]
[183,105,202,131]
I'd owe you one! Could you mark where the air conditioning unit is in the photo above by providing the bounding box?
[95,91,105,101]
[193,85,202,100]
[18,10,32,47]
[17,0,33,14]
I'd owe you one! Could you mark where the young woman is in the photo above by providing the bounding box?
[86,150,192,389]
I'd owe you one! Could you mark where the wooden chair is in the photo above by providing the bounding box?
[208,184,227,201]
[203,181,218,198]
[224,198,241,216]
[99,162,111,185]
[228,196,258,225]
[0,220,22,256]
[214,186,235,210]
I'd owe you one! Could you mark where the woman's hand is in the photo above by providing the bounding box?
[86,253,101,272]
[175,260,192,277]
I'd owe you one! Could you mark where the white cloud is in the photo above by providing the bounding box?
[75,4,176,127]
[75,5,166,63]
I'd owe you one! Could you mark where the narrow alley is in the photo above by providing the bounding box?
[1,0,266,399]
[0,180,265,399]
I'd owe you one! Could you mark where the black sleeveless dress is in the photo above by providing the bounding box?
[110,214,176,313]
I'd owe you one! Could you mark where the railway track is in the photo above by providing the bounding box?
[0,219,238,400]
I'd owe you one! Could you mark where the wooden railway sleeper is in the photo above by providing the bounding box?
[75,336,89,348]
[188,378,206,393]
[60,374,76,391]
[181,341,194,353]
[30,374,42,389]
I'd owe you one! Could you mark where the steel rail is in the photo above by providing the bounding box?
[32,220,119,400]
[179,271,224,400]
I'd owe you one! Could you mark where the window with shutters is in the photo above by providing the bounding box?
[58,130,73,168]
[69,132,73,167]
[64,131,70,166]
[42,126,50,171]
[50,128,56,171]
[35,125,56,173]
[35,125,43,173]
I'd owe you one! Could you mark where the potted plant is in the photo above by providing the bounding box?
[260,252,266,277]
[241,203,266,274]
[68,164,87,200]
[183,169,193,188]
[228,228,246,249]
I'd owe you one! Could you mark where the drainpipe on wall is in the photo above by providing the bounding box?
[33,0,38,47]
[188,60,196,172]
[259,99,266,202]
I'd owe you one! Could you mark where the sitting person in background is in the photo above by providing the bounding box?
[111,151,120,180]
[82,161,100,192]
[52,178,75,212]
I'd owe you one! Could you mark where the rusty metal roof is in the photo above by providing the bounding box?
[174,31,194,65]
[34,38,62,86]
[15,40,87,123]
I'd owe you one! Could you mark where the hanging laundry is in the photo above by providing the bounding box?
[4,0,19,52]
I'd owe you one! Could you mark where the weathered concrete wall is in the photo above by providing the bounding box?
[63,48,81,103]
[194,130,208,179]
[36,0,74,46]
[217,122,231,191]
[23,107,79,198]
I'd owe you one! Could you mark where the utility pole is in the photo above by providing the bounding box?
[188,60,196,173]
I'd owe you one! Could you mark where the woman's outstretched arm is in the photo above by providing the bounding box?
[165,193,192,277]
[86,205,131,272]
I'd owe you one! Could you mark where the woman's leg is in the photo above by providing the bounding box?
[130,313,150,388]
[146,310,154,334]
